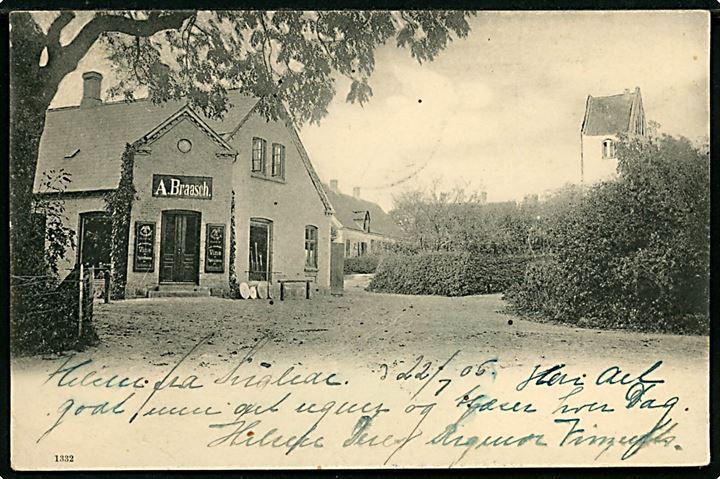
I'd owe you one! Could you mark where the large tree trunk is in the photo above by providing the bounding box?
[10,14,58,278]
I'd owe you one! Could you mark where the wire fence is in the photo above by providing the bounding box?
[11,265,98,353]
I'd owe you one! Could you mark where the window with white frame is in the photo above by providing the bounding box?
[271,143,285,179]
[252,137,266,173]
[602,139,615,159]
[305,225,318,269]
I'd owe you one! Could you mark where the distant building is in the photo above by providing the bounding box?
[324,181,404,257]
[580,87,647,184]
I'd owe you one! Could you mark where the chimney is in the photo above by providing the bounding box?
[81,71,103,108]
[353,187,361,199]
[329,179,339,193]
[623,88,631,97]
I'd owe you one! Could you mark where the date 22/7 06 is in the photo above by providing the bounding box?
[54,454,74,463]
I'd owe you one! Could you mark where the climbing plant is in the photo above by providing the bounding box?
[228,190,239,298]
[105,144,137,299]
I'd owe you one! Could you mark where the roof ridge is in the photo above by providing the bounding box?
[593,91,636,100]
[48,88,260,113]
[48,95,156,112]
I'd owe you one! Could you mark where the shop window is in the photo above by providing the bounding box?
[252,137,266,173]
[271,143,285,179]
[305,225,318,269]
[79,212,112,277]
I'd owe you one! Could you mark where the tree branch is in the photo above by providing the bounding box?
[257,13,279,82]
[44,11,194,86]
[45,11,75,53]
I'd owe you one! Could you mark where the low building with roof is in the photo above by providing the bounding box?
[35,71,335,297]
[323,180,404,257]
[580,86,647,184]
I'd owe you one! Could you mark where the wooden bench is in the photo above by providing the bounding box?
[277,279,313,300]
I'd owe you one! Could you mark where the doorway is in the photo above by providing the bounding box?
[78,212,112,278]
[160,210,201,283]
[249,218,272,281]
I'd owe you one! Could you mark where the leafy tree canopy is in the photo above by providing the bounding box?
[14,11,474,125]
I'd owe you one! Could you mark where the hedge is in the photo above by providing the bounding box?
[504,257,709,335]
[368,252,532,296]
[344,255,381,274]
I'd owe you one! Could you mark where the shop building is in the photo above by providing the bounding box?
[34,71,334,297]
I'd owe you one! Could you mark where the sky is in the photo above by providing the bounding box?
[48,11,709,211]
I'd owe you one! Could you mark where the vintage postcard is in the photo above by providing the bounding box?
[8,9,710,470]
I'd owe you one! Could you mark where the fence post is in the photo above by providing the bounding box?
[78,264,84,338]
[104,268,110,304]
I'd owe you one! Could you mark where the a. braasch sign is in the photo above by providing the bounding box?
[152,174,213,199]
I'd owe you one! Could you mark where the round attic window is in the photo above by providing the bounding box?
[177,139,192,153]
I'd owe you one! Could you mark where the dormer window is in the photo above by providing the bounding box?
[353,210,371,233]
[252,137,266,173]
[602,139,615,159]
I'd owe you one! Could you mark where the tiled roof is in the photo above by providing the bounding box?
[324,187,404,239]
[582,89,642,137]
[286,123,334,215]
[34,91,259,193]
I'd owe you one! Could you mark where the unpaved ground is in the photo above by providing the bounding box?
[16,273,708,370]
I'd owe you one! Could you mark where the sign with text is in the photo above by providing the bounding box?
[205,224,226,273]
[133,221,155,272]
[152,174,213,200]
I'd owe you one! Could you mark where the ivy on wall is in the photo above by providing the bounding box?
[105,144,137,299]
[228,189,239,297]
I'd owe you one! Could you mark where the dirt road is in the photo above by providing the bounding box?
[21,275,705,369]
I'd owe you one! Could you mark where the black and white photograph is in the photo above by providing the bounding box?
[7,9,711,470]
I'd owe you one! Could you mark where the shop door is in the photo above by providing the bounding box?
[160,211,200,283]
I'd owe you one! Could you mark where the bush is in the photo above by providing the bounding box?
[344,255,381,274]
[368,252,532,296]
[504,258,579,321]
[11,268,98,355]
[506,135,709,335]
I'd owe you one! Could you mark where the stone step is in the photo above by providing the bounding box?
[148,289,211,298]
[155,283,208,291]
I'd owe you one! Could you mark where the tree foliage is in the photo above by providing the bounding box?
[507,135,710,334]
[99,11,474,124]
[390,181,586,255]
